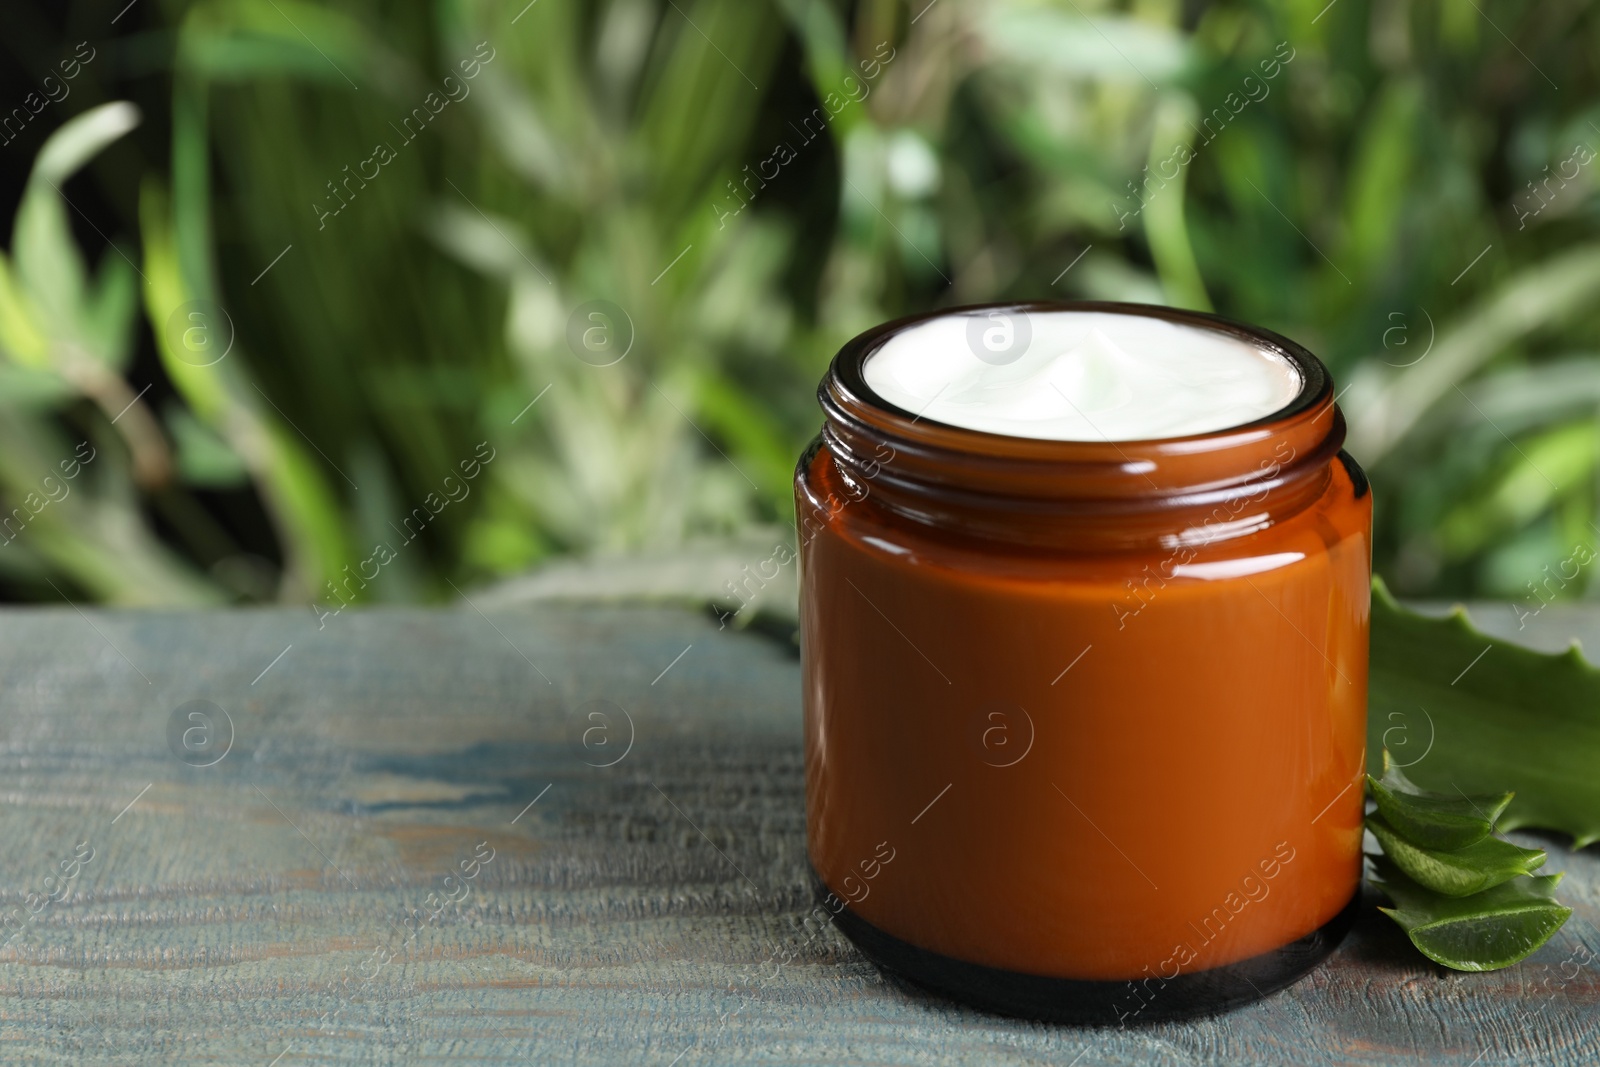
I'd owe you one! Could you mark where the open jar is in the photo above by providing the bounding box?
[794,301,1370,1023]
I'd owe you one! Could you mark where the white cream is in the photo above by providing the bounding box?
[862,309,1302,441]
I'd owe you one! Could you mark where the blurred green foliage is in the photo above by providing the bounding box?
[1,0,1598,605]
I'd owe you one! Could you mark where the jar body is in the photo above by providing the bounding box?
[796,440,1371,998]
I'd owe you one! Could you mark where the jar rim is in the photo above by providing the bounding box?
[828,300,1330,452]
[810,301,1347,552]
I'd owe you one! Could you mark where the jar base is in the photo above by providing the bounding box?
[814,869,1359,1025]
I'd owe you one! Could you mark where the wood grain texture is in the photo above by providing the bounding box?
[0,601,1595,1066]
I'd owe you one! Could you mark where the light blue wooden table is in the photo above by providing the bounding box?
[0,600,1594,1065]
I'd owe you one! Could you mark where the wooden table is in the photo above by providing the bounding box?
[0,600,1596,1065]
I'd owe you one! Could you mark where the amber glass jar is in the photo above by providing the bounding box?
[794,301,1370,1023]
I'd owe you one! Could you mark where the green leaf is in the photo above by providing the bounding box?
[0,253,50,366]
[1368,575,1600,848]
[1370,855,1571,972]
[167,405,249,488]
[1368,751,1511,850]
[980,7,1191,84]
[1367,812,1545,897]
[140,181,353,595]
[1339,80,1420,284]
[1435,420,1600,559]
[771,0,872,141]
[29,101,141,187]
[1348,244,1600,461]
[178,0,373,85]
[0,363,74,408]
[79,254,138,370]
[1142,93,1211,312]
[14,103,141,343]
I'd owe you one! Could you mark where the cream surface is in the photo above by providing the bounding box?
[862,309,1302,441]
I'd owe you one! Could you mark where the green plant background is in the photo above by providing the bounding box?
[0,0,1595,606]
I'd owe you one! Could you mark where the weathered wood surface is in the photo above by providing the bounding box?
[0,600,1596,1066]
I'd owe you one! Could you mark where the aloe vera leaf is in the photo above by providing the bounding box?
[1368,575,1600,848]
[1142,93,1212,312]
[1368,750,1512,850]
[1370,855,1571,972]
[0,254,50,366]
[140,182,352,598]
[14,103,140,349]
[1348,244,1600,461]
[1367,813,1545,897]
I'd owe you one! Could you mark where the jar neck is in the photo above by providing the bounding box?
[815,301,1343,554]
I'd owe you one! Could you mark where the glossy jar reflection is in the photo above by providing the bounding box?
[794,302,1371,1023]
